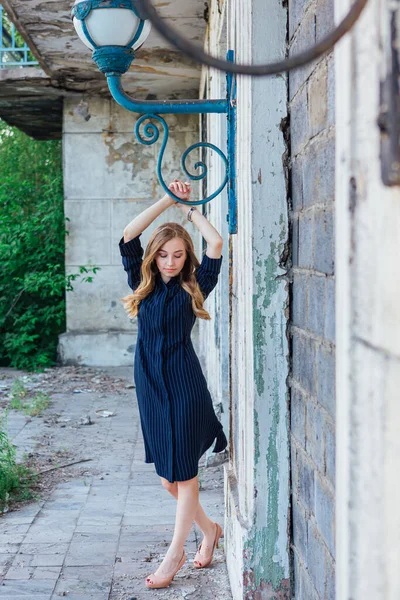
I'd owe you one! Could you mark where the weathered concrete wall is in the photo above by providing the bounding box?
[202,1,290,598]
[288,0,336,596]
[58,98,199,366]
[335,0,400,597]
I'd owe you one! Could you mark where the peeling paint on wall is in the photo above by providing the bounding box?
[253,217,286,396]
[243,313,289,599]
[254,409,260,466]
[103,134,138,167]
[243,568,290,600]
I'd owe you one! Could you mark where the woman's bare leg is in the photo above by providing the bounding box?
[159,477,219,566]
[149,475,202,580]
[160,477,216,538]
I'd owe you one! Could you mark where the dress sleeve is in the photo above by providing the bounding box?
[195,252,223,300]
[119,234,144,291]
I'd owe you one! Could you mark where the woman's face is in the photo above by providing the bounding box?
[155,238,187,277]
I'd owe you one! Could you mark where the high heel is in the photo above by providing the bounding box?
[145,549,186,589]
[193,522,223,568]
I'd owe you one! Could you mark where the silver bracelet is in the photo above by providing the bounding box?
[187,206,197,222]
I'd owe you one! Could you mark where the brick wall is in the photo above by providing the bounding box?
[288,0,336,597]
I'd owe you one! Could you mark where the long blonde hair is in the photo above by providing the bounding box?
[120,222,211,320]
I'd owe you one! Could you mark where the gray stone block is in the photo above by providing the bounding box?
[0,578,56,597]
[327,56,335,127]
[4,566,35,579]
[297,447,315,512]
[58,331,136,367]
[292,332,316,395]
[306,401,325,473]
[64,541,118,567]
[299,558,320,600]
[302,137,335,207]
[298,211,314,269]
[325,419,336,487]
[308,63,328,139]
[292,499,308,564]
[292,214,300,266]
[306,521,327,598]
[308,275,325,337]
[291,387,307,448]
[317,344,335,418]
[290,84,310,157]
[314,208,334,275]
[292,272,307,329]
[316,0,335,43]
[65,200,111,265]
[315,474,335,557]
[289,0,313,39]
[325,551,335,600]
[291,442,300,501]
[291,156,304,211]
[325,277,336,342]
[292,551,302,599]
[31,566,62,580]
[289,11,319,102]
[31,554,65,567]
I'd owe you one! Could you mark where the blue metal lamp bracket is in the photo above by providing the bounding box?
[71,1,237,233]
[106,64,237,234]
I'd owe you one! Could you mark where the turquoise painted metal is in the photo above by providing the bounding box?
[93,47,135,75]
[107,74,228,114]
[0,6,38,69]
[135,115,229,206]
[71,0,237,230]
[226,50,237,234]
[71,0,145,22]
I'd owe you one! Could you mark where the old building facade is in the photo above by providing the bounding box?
[1,0,400,599]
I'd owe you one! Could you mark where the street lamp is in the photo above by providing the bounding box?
[71,0,236,230]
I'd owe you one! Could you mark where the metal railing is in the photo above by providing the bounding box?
[0,5,38,68]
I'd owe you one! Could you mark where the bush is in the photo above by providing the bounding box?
[0,410,37,513]
[0,120,99,371]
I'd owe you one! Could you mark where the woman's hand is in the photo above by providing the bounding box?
[167,179,192,204]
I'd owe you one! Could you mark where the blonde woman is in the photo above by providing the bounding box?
[119,179,227,589]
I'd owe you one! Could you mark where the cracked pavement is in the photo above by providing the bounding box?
[0,366,232,600]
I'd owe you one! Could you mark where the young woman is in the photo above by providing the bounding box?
[119,179,228,589]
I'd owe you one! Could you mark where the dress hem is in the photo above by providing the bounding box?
[143,425,228,482]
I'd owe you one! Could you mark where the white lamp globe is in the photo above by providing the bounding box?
[73,0,151,51]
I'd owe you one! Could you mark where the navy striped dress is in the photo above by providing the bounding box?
[119,233,228,483]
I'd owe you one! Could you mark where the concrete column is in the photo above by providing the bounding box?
[197,1,230,454]
[335,0,400,597]
[58,97,199,366]
[203,1,290,598]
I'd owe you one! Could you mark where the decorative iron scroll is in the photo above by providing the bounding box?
[134,114,228,206]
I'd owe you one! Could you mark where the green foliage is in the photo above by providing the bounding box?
[9,378,50,416]
[1,8,37,65]
[0,410,37,513]
[0,120,100,371]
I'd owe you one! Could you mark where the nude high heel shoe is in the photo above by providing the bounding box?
[145,549,186,589]
[193,522,223,568]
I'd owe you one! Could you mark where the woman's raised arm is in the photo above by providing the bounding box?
[171,181,223,258]
[123,192,175,243]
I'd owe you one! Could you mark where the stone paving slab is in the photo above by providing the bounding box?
[0,367,232,599]
[0,577,57,597]
[52,564,113,599]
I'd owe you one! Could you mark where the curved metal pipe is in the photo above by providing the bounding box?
[107,75,228,114]
[139,0,369,76]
